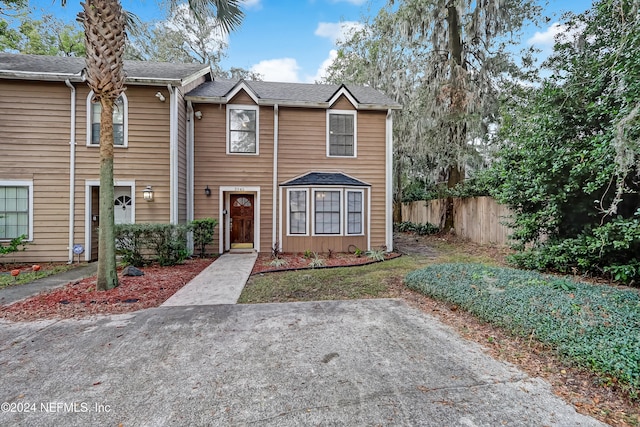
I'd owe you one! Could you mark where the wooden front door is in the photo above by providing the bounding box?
[230,194,254,249]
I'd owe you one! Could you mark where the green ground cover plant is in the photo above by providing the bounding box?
[405,263,640,400]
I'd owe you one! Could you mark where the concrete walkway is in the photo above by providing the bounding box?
[162,252,257,306]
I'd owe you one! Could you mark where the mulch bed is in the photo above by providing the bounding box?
[251,252,401,275]
[0,258,213,322]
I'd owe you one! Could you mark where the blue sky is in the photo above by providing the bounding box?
[28,0,592,83]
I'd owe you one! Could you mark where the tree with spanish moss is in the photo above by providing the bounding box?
[324,0,541,227]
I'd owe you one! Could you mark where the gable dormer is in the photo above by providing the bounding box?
[327,86,359,158]
[225,84,259,155]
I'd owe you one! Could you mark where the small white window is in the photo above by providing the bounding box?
[87,92,128,147]
[0,181,33,241]
[327,109,357,157]
[288,189,308,235]
[227,105,259,154]
[346,190,364,235]
[314,190,341,235]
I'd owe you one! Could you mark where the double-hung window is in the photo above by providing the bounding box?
[314,190,341,235]
[227,105,259,154]
[288,190,307,235]
[327,110,357,157]
[0,181,32,240]
[87,92,128,147]
[346,190,364,235]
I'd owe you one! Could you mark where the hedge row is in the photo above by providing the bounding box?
[114,218,218,266]
[405,263,640,399]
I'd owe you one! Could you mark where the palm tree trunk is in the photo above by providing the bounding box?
[97,98,118,290]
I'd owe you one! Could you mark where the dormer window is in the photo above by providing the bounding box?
[327,109,357,157]
[227,104,259,154]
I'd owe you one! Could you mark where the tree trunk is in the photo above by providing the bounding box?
[96,98,118,291]
[393,153,404,223]
[443,2,466,233]
[444,164,465,232]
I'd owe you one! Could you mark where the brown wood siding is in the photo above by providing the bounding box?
[192,102,274,252]
[278,107,387,252]
[176,86,187,224]
[1,80,174,262]
[176,75,206,225]
[74,85,172,224]
[228,91,257,106]
[0,81,73,262]
[330,95,356,110]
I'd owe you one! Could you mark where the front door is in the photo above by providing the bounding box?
[230,194,254,249]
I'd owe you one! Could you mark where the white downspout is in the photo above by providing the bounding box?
[186,100,195,252]
[65,79,76,263]
[167,84,178,224]
[272,104,279,251]
[385,109,393,252]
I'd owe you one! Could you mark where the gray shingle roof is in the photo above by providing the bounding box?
[0,53,210,86]
[186,78,401,109]
[280,172,370,187]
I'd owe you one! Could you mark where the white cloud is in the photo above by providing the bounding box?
[527,22,586,51]
[306,49,338,83]
[527,22,566,48]
[251,58,301,83]
[241,0,262,10]
[315,21,363,45]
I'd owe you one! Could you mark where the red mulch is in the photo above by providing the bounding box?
[251,252,401,275]
[0,258,213,322]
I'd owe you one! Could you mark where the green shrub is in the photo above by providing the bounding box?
[144,223,190,266]
[405,263,640,399]
[114,224,147,267]
[0,234,29,257]
[115,223,190,266]
[508,212,640,284]
[191,218,218,258]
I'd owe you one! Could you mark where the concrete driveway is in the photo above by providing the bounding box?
[0,299,605,426]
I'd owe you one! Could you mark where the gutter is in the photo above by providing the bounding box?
[65,79,77,263]
[272,104,279,251]
[167,84,178,224]
[385,109,393,252]
[186,100,195,250]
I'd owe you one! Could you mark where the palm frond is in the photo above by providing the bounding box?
[182,0,244,34]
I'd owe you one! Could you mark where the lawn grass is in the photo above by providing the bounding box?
[239,238,503,304]
[0,264,77,289]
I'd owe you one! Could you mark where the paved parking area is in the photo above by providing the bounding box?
[0,299,605,426]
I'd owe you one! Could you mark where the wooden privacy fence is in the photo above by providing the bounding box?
[401,197,514,246]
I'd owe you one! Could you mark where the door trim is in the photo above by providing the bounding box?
[84,180,136,262]
[219,186,260,253]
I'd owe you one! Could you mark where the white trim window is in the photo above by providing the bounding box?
[227,104,259,154]
[346,190,364,235]
[314,190,341,235]
[86,92,128,147]
[327,109,357,157]
[0,181,33,241]
[287,189,308,235]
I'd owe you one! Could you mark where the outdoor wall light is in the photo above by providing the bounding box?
[204,185,211,196]
[155,92,166,102]
[194,111,203,120]
[143,185,154,202]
